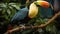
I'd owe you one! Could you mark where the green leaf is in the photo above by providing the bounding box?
[2,8,6,14]
[0,3,7,8]
[9,3,20,10]
[46,25,57,34]
[7,9,11,15]
[8,6,13,10]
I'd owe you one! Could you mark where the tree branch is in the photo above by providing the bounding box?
[45,11,60,26]
[4,11,60,34]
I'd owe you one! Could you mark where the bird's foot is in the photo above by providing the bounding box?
[19,24,26,30]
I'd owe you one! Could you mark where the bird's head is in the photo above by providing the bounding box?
[28,1,53,18]
[34,1,52,8]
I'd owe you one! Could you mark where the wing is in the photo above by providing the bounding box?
[11,7,29,22]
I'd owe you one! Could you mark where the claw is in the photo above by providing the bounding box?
[19,24,25,30]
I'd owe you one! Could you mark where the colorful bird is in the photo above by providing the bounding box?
[8,1,52,30]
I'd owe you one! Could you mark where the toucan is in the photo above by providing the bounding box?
[8,1,53,30]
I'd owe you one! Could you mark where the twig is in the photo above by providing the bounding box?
[4,11,60,34]
[45,11,60,26]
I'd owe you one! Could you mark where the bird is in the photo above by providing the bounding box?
[8,1,53,30]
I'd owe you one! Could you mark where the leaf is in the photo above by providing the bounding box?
[8,6,13,10]
[4,15,9,20]
[2,8,6,14]
[7,9,11,15]
[46,25,57,34]
[9,3,20,10]
[9,3,16,5]
[0,3,7,8]
[38,28,44,33]
[9,8,16,18]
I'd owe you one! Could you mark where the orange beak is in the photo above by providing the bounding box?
[39,1,50,8]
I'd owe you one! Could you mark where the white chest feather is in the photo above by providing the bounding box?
[28,3,38,18]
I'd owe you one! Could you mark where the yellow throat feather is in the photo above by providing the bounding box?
[28,3,38,18]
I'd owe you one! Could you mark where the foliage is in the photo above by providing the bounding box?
[0,0,60,34]
[0,3,20,24]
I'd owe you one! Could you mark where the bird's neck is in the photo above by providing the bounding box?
[28,3,39,18]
